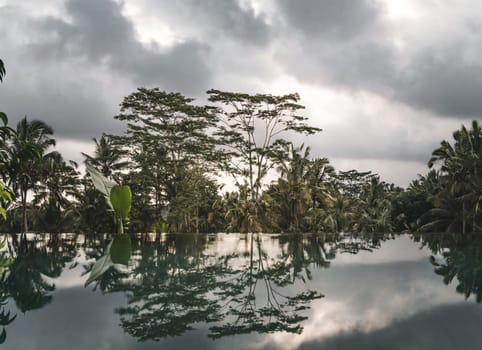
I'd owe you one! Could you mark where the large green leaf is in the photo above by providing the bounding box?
[0,58,5,83]
[0,112,7,126]
[85,243,114,286]
[110,234,132,264]
[110,185,132,220]
[85,162,117,210]
[0,328,6,344]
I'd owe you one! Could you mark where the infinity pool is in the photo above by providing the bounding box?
[1,233,481,349]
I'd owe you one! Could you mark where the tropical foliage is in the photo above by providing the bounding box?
[0,63,479,234]
[401,122,482,233]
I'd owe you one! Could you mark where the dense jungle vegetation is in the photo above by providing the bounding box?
[0,60,481,234]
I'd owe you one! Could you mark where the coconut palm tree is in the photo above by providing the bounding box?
[32,152,80,232]
[2,118,55,232]
[82,134,128,180]
[270,143,313,232]
[354,177,394,233]
[428,120,482,232]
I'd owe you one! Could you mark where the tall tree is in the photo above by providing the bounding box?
[207,90,321,201]
[113,88,220,231]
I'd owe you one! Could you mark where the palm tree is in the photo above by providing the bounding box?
[82,134,128,179]
[2,117,55,232]
[323,192,354,233]
[354,177,393,233]
[0,59,5,82]
[224,185,267,233]
[270,143,313,232]
[32,152,80,232]
[305,157,335,231]
[428,120,482,232]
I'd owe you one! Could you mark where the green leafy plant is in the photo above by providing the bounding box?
[110,185,131,234]
[0,183,12,221]
[85,163,132,285]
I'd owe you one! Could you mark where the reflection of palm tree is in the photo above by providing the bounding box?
[3,234,78,312]
[0,234,82,344]
[0,239,14,344]
[420,233,482,302]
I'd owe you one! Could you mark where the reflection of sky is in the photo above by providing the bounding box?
[4,235,482,349]
[263,236,479,350]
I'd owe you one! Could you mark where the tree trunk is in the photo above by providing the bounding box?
[195,206,199,234]
[462,201,466,234]
[21,190,28,234]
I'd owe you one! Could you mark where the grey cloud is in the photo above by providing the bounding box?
[280,39,397,95]
[274,0,400,98]
[277,0,381,40]
[297,122,435,163]
[397,48,482,118]
[0,0,215,144]
[186,0,271,45]
[275,0,482,120]
[30,0,211,93]
[1,78,122,141]
[140,0,271,46]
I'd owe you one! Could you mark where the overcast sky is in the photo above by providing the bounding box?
[0,0,479,186]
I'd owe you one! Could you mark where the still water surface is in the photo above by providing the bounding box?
[1,233,482,349]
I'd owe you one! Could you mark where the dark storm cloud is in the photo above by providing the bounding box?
[1,78,119,141]
[277,0,381,40]
[275,0,482,120]
[30,0,211,92]
[274,0,400,99]
[397,47,482,118]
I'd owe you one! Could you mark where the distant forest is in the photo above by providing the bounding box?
[0,59,481,234]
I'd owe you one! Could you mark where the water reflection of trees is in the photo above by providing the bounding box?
[0,240,14,344]
[2,234,80,311]
[414,233,482,302]
[0,232,391,342]
[92,234,325,340]
[87,233,389,341]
